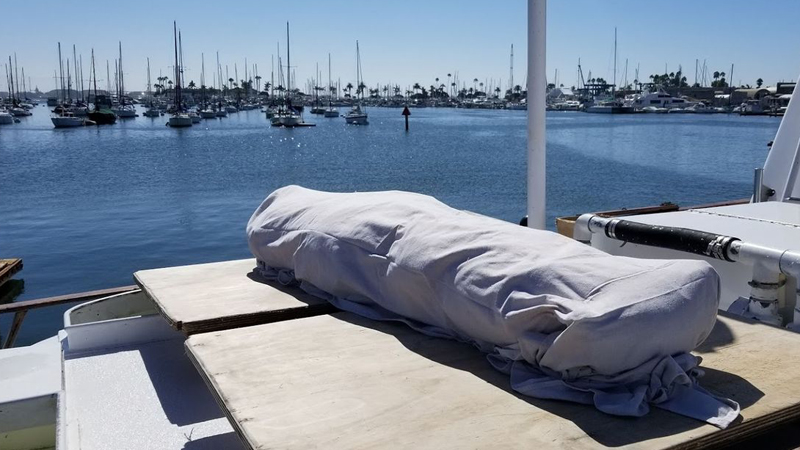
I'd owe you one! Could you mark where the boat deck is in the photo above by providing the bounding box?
[185,310,800,450]
[590,201,800,305]
[63,335,243,450]
[134,259,334,334]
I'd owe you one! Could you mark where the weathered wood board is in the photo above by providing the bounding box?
[186,312,800,450]
[0,258,22,289]
[134,259,334,334]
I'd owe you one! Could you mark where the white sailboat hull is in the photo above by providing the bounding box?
[51,116,85,128]
[278,115,302,127]
[113,108,137,118]
[168,115,193,127]
[200,110,217,119]
[345,113,368,125]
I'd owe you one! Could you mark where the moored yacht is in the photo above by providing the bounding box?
[51,112,86,128]
[167,22,192,128]
[585,99,635,114]
[0,109,15,124]
[344,40,368,125]
[630,89,688,110]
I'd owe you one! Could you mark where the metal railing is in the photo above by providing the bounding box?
[0,285,138,348]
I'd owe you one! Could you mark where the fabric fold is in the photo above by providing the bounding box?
[247,185,740,428]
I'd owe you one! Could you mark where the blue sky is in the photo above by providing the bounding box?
[3,0,799,93]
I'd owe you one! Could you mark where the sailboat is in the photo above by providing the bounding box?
[49,51,85,127]
[168,22,192,128]
[324,53,339,118]
[87,49,118,125]
[143,58,161,118]
[585,28,634,114]
[199,54,216,119]
[344,41,368,125]
[112,43,137,118]
[277,22,304,127]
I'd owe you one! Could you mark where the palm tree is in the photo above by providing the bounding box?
[255,75,262,92]
[188,80,196,91]
[713,71,720,81]
[412,82,421,95]
[473,78,478,93]
[478,82,484,95]
[757,78,764,88]
[382,86,389,98]
[447,73,451,95]
[346,82,353,97]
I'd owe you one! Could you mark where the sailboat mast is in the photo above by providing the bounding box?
[7,57,15,104]
[118,42,125,106]
[106,60,110,96]
[178,31,184,90]
[92,50,98,110]
[328,53,332,107]
[286,22,290,92]
[14,53,20,104]
[58,43,64,103]
[173,21,180,111]
[73,45,78,102]
[67,58,71,103]
[612,27,617,96]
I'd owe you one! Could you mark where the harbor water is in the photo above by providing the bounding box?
[0,105,779,345]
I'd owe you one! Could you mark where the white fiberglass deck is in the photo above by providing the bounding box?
[62,335,243,450]
[591,201,800,307]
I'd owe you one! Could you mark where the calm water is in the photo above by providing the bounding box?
[0,105,779,345]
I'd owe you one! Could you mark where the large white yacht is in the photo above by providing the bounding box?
[628,89,689,110]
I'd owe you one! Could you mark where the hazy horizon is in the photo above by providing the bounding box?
[3,0,799,94]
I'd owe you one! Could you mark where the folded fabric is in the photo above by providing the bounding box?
[246,185,740,428]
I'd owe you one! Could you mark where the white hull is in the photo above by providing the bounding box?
[10,108,32,117]
[143,109,161,117]
[190,113,201,123]
[168,115,193,127]
[323,109,339,117]
[0,112,14,124]
[113,108,137,118]
[344,113,368,125]
[200,110,217,119]
[278,115,302,127]
[51,116,85,128]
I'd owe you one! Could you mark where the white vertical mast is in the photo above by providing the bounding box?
[527,0,546,230]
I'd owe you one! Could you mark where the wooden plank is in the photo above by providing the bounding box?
[0,285,139,315]
[134,259,334,335]
[186,312,800,450]
[0,258,23,288]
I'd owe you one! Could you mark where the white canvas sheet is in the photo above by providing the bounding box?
[247,186,739,428]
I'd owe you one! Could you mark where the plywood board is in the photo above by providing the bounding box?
[186,312,800,450]
[0,258,22,288]
[134,259,334,335]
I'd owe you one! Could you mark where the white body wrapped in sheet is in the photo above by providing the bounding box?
[247,185,739,427]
